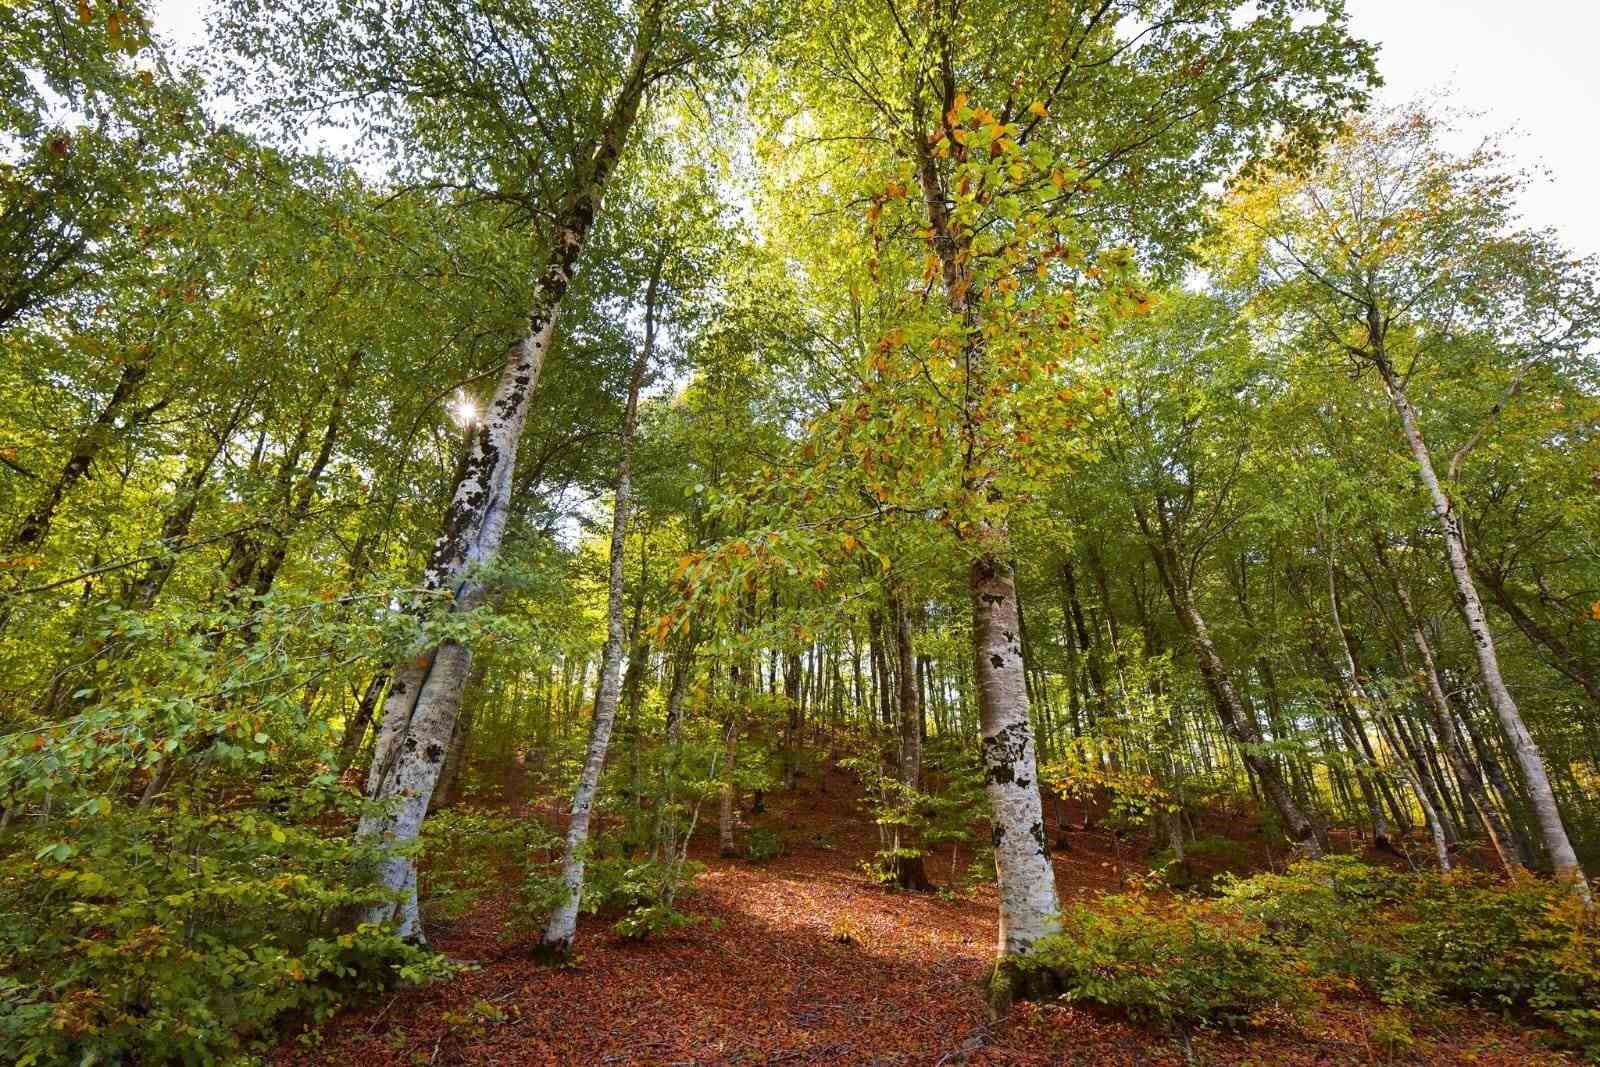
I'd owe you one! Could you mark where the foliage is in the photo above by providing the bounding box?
[0,787,451,1065]
[522,848,707,943]
[744,827,784,864]
[1019,857,1600,1055]
[1218,857,1600,1054]
[1024,892,1307,1032]
[420,809,559,923]
[844,734,987,890]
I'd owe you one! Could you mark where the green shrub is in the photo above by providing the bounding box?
[420,809,558,923]
[1218,857,1600,1055]
[744,827,784,864]
[0,795,451,1066]
[1025,893,1307,1031]
[520,852,706,942]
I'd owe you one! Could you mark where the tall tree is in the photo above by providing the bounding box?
[1218,106,1600,899]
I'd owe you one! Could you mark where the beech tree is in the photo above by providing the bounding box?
[1217,106,1600,898]
[218,0,764,937]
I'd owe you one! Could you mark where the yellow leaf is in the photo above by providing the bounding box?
[1029,101,1048,118]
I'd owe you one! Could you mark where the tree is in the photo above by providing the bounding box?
[1217,105,1600,899]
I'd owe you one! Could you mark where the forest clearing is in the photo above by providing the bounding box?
[4,0,1600,1064]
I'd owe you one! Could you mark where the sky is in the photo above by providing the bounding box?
[1342,0,1600,256]
[152,0,1600,256]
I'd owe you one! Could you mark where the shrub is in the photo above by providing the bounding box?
[0,795,451,1066]
[744,827,784,864]
[1218,857,1600,1055]
[520,852,706,942]
[420,809,557,924]
[1024,893,1307,1032]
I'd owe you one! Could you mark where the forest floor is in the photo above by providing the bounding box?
[275,771,1578,1066]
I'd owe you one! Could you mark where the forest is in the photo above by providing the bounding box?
[3,0,1599,1063]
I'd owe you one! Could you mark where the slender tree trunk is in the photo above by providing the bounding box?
[890,583,931,891]
[1374,350,1588,900]
[1137,503,1321,855]
[652,630,696,862]
[542,255,659,955]
[1379,711,1452,872]
[783,648,802,790]
[6,359,151,555]
[249,349,362,599]
[1473,563,1600,707]
[355,9,663,939]
[339,669,388,773]
[719,712,740,857]
[125,404,246,609]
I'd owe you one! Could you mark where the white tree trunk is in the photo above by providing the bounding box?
[1379,361,1590,901]
[357,319,555,939]
[542,274,656,953]
[971,552,1060,957]
[353,5,664,939]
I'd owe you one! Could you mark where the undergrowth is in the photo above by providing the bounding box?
[1016,856,1600,1058]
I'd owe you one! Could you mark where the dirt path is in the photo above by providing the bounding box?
[275,783,1575,1065]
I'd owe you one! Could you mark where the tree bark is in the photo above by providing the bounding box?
[971,554,1060,954]
[1381,548,1518,871]
[356,8,663,940]
[1374,347,1588,900]
[542,252,659,954]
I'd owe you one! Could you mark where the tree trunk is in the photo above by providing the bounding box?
[6,359,151,555]
[1137,502,1321,855]
[542,253,659,955]
[890,583,932,891]
[1473,562,1600,708]
[1380,712,1452,872]
[971,553,1060,954]
[718,713,739,857]
[338,669,388,773]
[435,662,484,809]
[912,92,1059,985]
[355,9,662,940]
[1374,351,1588,900]
[783,648,802,790]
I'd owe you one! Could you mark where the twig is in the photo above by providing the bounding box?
[934,1020,992,1065]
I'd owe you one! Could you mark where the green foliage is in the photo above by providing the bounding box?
[1021,858,1600,1055]
[1025,893,1307,1032]
[743,827,784,863]
[1218,857,1600,1054]
[0,790,451,1065]
[522,850,707,943]
[420,809,559,923]
[846,735,990,890]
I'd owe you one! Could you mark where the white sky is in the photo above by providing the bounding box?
[1343,0,1600,255]
[152,0,1600,256]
